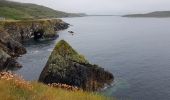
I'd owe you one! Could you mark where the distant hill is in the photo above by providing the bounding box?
[88,15,119,16]
[123,11,170,18]
[0,0,86,20]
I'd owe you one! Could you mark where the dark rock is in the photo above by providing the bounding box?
[0,29,26,57]
[0,48,22,70]
[0,29,26,70]
[68,31,74,33]
[54,22,69,31]
[39,40,114,91]
[0,49,10,70]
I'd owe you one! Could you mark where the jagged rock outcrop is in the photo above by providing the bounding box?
[1,19,69,42]
[0,29,26,70]
[0,19,69,70]
[39,40,114,91]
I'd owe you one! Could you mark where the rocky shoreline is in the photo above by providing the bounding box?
[0,19,114,91]
[0,19,69,70]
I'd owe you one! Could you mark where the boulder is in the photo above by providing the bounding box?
[39,40,114,91]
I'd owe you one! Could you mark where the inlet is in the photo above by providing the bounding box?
[33,29,44,40]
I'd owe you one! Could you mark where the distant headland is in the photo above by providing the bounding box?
[123,11,170,18]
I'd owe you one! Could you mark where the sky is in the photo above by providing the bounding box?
[11,0,170,15]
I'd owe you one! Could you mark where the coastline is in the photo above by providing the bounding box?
[0,18,69,70]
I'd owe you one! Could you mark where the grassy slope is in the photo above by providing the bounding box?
[0,0,70,20]
[0,79,109,100]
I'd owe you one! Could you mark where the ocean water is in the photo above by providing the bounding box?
[16,16,170,100]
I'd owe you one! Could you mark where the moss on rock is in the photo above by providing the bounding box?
[39,40,114,91]
[52,40,88,63]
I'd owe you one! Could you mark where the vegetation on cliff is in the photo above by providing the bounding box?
[0,0,67,19]
[0,0,86,20]
[39,40,114,91]
[0,72,109,100]
[0,19,69,70]
[0,19,69,42]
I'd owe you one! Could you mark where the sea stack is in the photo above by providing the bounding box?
[39,40,114,91]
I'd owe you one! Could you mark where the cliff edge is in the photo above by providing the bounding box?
[0,19,69,70]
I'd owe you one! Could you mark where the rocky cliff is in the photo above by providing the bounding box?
[0,19,69,42]
[39,40,114,91]
[0,19,69,70]
[0,29,26,70]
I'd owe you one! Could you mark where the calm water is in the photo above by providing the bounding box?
[16,16,170,100]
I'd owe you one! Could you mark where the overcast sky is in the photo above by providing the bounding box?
[11,0,170,15]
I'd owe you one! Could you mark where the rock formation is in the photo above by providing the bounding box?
[1,19,69,42]
[39,40,114,91]
[0,29,26,70]
[0,19,69,70]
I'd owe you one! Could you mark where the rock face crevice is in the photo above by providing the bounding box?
[39,40,114,91]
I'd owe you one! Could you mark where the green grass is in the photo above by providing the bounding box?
[0,79,110,100]
[0,0,70,20]
[0,1,87,20]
